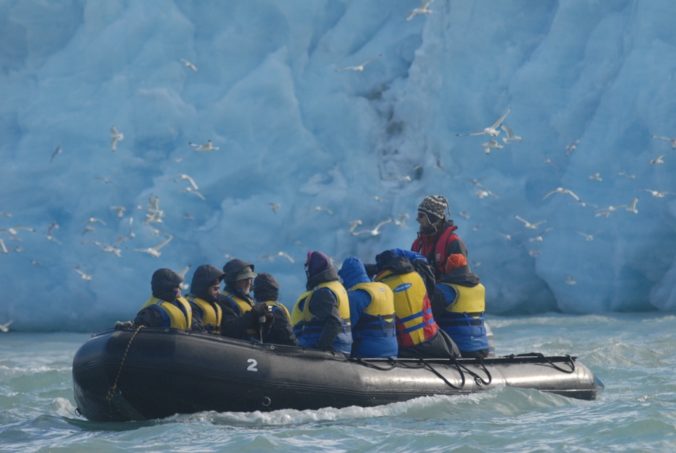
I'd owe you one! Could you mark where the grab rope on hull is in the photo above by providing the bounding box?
[106,325,144,405]
[506,352,576,374]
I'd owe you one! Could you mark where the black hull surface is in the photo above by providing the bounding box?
[73,328,603,421]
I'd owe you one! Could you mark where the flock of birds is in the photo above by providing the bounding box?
[2,0,675,331]
[452,110,674,282]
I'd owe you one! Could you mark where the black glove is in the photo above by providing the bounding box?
[252,303,273,324]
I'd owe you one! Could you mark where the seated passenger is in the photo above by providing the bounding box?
[218,258,272,341]
[338,256,397,358]
[134,268,192,331]
[186,264,224,333]
[291,251,352,354]
[252,272,297,346]
[373,249,459,358]
[433,253,490,358]
[220,258,257,315]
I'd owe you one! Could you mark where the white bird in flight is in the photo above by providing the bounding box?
[50,145,63,163]
[594,205,619,218]
[189,140,220,152]
[458,108,512,138]
[335,54,382,73]
[179,173,199,191]
[543,187,581,202]
[514,215,546,230]
[500,124,523,143]
[481,139,504,154]
[110,205,127,218]
[564,139,580,156]
[406,0,433,21]
[269,202,281,214]
[652,134,676,149]
[110,126,124,151]
[94,241,122,257]
[313,205,334,216]
[180,58,198,72]
[0,320,13,333]
[74,266,93,281]
[588,172,603,182]
[351,218,393,237]
[649,155,665,165]
[0,226,36,241]
[133,235,173,258]
[0,239,8,254]
[643,189,671,198]
[577,231,594,241]
[622,197,639,214]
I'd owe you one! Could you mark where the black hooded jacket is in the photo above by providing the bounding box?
[304,264,344,351]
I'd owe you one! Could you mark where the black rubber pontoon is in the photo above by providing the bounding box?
[73,328,603,421]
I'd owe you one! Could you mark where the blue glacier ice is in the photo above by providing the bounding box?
[1,0,675,330]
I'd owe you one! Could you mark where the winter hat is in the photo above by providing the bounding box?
[151,268,182,300]
[338,256,370,288]
[418,195,448,222]
[191,264,224,300]
[222,259,257,284]
[253,273,279,302]
[305,251,332,278]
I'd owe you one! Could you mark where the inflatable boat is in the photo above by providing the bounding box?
[72,327,604,421]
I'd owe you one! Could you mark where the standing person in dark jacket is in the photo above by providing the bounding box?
[291,251,352,354]
[412,195,470,280]
[374,249,459,358]
[252,273,297,346]
[134,268,193,331]
[338,257,397,358]
[185,264,224,333]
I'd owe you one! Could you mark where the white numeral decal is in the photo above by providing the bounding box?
[246,358,258,372]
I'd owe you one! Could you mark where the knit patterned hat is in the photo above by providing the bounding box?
[418,195,448,221]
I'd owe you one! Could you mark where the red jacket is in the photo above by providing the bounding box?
[411,222,468,279]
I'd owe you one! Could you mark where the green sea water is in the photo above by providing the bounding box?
[1,313,674,452]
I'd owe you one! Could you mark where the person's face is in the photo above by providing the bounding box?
[416,211,432,227]
[208,283,221,300]
[235,278,253,294]
[417,211,440,234]
[172,286,181,299]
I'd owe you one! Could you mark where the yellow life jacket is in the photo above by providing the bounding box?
[375,269,438,347]
[291,290,311,327]
[440,282,486,314]
[351,282,395,318]
[221,290,254,315]
[142,296,192,331]
[292,281,352,353]
[188,296,223,331]
[436,282,488,353]
[294,281,350,322]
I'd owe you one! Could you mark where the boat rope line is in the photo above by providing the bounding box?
[506,352,576,374]
[354,357,398,371]
[458,358,492,386]
[106,325,144,405]
[355,355,492,389]
[420,358,465,390]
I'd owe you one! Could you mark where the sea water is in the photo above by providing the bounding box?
[1,313,674,452]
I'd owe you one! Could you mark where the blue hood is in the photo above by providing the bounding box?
[338,257,371,288]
